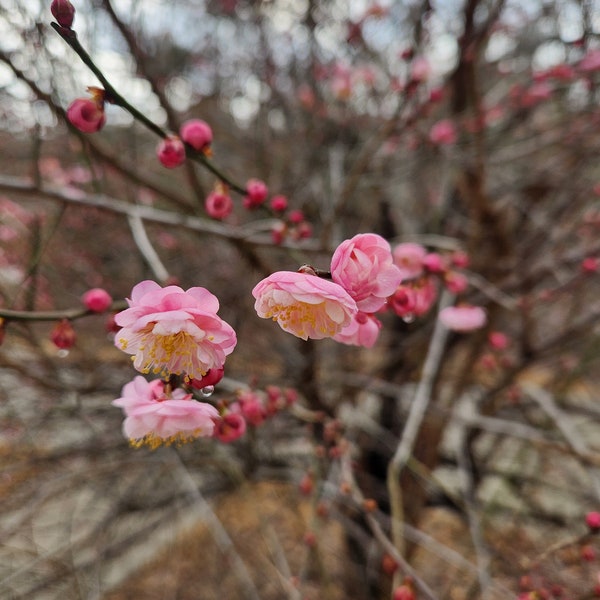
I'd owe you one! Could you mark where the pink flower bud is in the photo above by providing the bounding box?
[205,190,233,219]
[586,511,600,532]
[82,288,113,313]
[582,256,599,273]
[393,584,415,600]
[488,331,510,350]
[190,367,224,389]
[429,119,457,146]
[213,412,246,443]
[288,209,304,224]
[51,319,76,349]
[451,250,470,268]
[423,252,445,273]
[180,119,213,151]
[444,271,468,294]
[243,178,268,209]
[51,0,75,28]
[157,135,186,168]
[270,195,288,212]
[67,97,106,133]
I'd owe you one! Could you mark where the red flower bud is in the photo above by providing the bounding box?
[51,0,75,28]
[51,319,76,350]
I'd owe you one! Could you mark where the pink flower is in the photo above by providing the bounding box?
[579,49,600,73]
[393,243,427,281]
[333,312,382,348]
[157,135,186,168]
[488,331,509,350]
[236,390,266,426]
[439,305,487,332]
[243,178,268,209]
[180,119,213,151]
[82,288,112,313]
[205,190,233,219]
[586,511,600,532]
[270,195,288,212]
[429,119,457,145]
[112,376,218,448]
[114,280,237,380]
[444,271,468,294]
[213,412,246,443]
[252,271,357,340]
[331,233,402,312]
[51,0,75,28]
[67,97,105,133]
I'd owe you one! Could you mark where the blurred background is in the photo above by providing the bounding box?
[2,0,600,598]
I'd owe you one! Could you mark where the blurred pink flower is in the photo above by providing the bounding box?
[439,305,486,332]
[112,376,218,448]
[205,190,233,219]
[252,270,357,340]
[157,135,186,168]
[180,119,213,151]
[429,119,457,145]
[82,287,112,313]
[114,280,237,380]
[333,312,382,348]
[393,243,427,281]
[243,178,268,209]
[331,233,402,312]
[213,411,246,443]
[67,97,105,133]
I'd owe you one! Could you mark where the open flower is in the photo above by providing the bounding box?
[331,233,402,312]
[252,271,357,340]
[439,305,486,332]
[112,376,219,449]
[114,280,237,380]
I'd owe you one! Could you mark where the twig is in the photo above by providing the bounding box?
[127,211,170,284]
[387,290,454,562]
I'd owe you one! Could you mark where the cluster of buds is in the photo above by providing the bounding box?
[49,287,114,351]
[157,119,213,168]
[213,384,298,443]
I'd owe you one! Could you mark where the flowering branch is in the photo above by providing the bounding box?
[50,22,247,195]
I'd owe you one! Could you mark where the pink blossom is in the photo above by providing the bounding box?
[82,288,112,313]
[586,511,600,531]
[180,119,213,151]
[389,286,417,318]
[67,97,105,133]
[157,136,186,168]
[243,178,268,209]
[429,119,457,145]
[205,190,233,219]
[270,195,288,212]
[422,252,445,273]
[393,243,427,281]
[333,312,382,348]
[331,233,402,312]
[288,209,304,224]
[488,331,509,350]
[439,305,487,332]
[112,376,218,448]
[252,271,357,340]
[114,280,237,380]
[410,56,430,82]
[579,49,600,73]
[444,271,469,294]
[236,390,266,426]
[213,411,246,443]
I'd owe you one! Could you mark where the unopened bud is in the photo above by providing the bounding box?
[51,319,76,350]
[51,0,75,28]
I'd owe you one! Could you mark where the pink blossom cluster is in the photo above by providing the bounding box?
[110,280,239,448]
[253,233,403,347]
[253,236,487,346]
